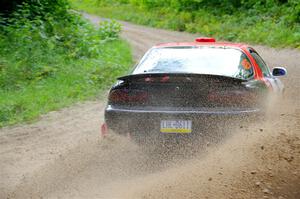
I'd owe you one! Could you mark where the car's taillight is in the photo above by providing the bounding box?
[109,89,148,103]
[160,75,170,82]
[207,90,257,106]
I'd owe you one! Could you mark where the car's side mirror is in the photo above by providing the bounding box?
[272,67,287,76]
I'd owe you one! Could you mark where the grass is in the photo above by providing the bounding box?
[70,0,300,49]
[0,40,132,127]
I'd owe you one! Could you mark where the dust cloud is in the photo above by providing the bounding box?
[108,96,299,199]
[44,95,298,199]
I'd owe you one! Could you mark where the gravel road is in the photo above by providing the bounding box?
[0,13,299,199]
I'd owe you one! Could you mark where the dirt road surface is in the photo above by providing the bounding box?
[1,13,299,199]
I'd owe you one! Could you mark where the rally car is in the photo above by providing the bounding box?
[101,37,286,145]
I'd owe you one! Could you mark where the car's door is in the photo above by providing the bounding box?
[248,48,284,93]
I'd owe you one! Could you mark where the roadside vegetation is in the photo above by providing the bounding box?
[0,0,132,127]
[71,0,300,49]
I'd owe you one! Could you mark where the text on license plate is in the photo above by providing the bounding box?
[160,120,192,133]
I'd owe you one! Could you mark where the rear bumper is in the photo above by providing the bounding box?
[105,105,260,138]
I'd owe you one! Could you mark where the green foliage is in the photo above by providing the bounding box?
[98,20,122,39]
[0,0,132,127]
[71,0,300,48]
[0,41,132,127]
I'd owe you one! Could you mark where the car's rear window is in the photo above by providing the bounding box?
[133,47,254,79]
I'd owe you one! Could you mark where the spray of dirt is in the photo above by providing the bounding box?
[102,95,299,199]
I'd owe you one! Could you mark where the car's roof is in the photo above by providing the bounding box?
[152,38,263,79]
[154,41,249,50]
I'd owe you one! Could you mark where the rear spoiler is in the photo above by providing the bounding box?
[117,73,247,83]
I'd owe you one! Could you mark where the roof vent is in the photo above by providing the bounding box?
[195,37,216,42]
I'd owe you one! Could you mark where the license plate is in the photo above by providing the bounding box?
[160,120,192,134]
